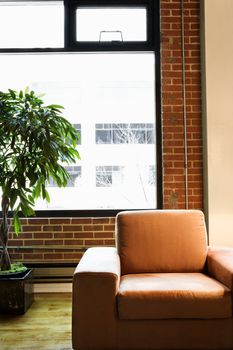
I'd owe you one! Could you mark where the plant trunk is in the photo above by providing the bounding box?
[0,195,11,271]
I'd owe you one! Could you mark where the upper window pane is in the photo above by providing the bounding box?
[0,1,64,48]
[76,7,147,42]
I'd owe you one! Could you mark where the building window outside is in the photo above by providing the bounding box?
[96,123,155,144]
[96,166,125,187]
[0,0,159,212]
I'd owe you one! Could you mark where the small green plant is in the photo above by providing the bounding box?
[0,88,80,271]
[0,262,27,276]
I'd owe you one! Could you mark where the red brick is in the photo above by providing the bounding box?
[44,253,64,260]
[13,233,33,239]
[92,218,110,224]
[23,254,44,260]
[43,225,62,232]
[44,240,63,245]
[49,218,71,224]
[83,225,104,232]
[73,232,93,238]
[63,253,83,260]
[63,225,83,232]
[103,225,115,231]
[28,218,49,225]
[8,239,23,246]
[65,239,83,246]
[54,232,73,239]
[85,239,105,246]
[23,225,42,232]
[34,232,53,239]
[71,218,92,224]
[104,239,116,246]
[94,232,114,238]
[24,240,44,246]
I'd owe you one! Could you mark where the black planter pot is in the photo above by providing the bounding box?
[0,268,34,314]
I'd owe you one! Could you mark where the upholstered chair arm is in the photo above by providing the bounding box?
[207,246,233,290]
[72,247,121,350]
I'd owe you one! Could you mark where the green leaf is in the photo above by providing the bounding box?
[41,183,46,200]
[8,89,16,99]
[9,189,18,210]
[46,104,64,110]
[45,189,50,203]
[13,212,21,236]
[20,203,35,217]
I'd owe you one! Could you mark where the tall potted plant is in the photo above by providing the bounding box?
[0,88,80,273]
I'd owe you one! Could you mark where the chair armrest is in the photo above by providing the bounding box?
[72,247,120,350]
[207,246,233,290]
[75,246,121,278]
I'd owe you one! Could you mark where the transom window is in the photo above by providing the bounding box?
[76,7,147,42]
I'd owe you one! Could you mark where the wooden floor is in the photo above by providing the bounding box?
[0,293,73,350]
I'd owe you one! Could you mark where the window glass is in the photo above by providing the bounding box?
[0,52,155,210]
[96,123,155,144]
[0,1,64,48]
[76,7,147,42]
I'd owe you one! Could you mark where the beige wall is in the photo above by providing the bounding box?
[202,0,233,246]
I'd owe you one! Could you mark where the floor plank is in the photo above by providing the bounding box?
[0,293,72,350]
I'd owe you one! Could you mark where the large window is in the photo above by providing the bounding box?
[0,0,160,213]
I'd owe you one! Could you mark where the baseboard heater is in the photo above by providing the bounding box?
[25,263,77,283]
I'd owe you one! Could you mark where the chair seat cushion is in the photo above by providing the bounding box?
[118,273,232,320]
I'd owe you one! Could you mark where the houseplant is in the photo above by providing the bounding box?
[0,88,80,273]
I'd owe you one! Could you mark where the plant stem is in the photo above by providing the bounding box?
[0,195,11,271]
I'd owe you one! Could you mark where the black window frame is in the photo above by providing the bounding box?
[0,0,162,217]
[65,0,159,52]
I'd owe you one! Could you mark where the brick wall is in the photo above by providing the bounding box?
[161,0,202,209]
[7,0,203,265]
[8,217,115,263]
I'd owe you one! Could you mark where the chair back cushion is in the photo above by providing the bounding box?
[116,210,208,274]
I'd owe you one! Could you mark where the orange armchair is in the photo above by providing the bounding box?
[72,210,233,350]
